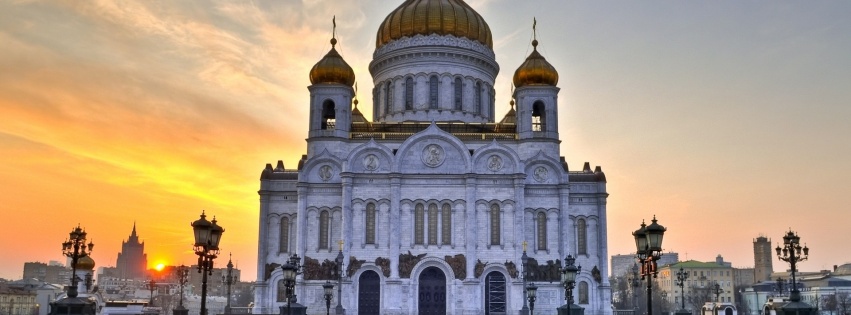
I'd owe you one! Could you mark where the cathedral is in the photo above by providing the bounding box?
[253,1,611,314]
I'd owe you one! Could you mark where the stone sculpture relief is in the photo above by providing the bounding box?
[302,256,337,280]
[264,263,281,281]
[347,256,366,278]
[504,261,518,279]
[363,154,379,171]
[444,254,466,280]
[474,259,487,278]
[399,251,427,278]
[319,165,333,181]
[375,257,391,278]
[592,265,602,283]
[524,258,562,282]
[422,144,445,167]
[487,155,503,172]
[534,166,549,182]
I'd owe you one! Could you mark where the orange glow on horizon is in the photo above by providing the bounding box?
[155,263,165,271]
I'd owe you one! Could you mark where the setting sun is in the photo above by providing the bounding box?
[155,263,165,271]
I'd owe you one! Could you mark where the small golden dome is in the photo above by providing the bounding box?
[512,40,558,87]
[76,256,96,270]
[376,0,493,49]
[309,38,355,86]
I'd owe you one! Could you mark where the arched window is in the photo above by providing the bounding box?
[475,82,483,115]
[365,203,376,245]
[279,217,289,253]
[428,204,438,245]
[441,204,451,245]
[578,281,589,304]
[577,218,587,255]
[405,77,414,110]
[384,81,392,115]
[536,212,547,251]
[414,204,424,245]
[490,204,500,245]
[321,100,336,130]
[454,77,463,110]
[319,211,330,249]
[429,76,439,109]
[532,101,545,132]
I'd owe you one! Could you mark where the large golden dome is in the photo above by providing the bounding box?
[376,0,493,49]
[309,38,356,86]
[513,40,558,87]
[76,256,96,270]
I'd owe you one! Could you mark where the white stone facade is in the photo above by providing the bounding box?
[253,5,612,315]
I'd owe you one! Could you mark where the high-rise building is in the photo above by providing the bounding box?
[253,1,613,314]
[753,235,773,282]
[22,262,70,284]
[115,223,147,279]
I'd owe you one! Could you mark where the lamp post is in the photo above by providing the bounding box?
[84,273,93,293]
[147,279,157,306]
[527,283,538,315]
[174,265,189,315]
[633,216,667,315]
[61,225,94,298]
[675,267,689,311]
[323,281,334,315]
[521,241,531,315]
[281,254,303,315]
[629,263,641,313]
[334,241,345,315]
[558,254,581,315]
[714,283,721,303]
[191,211,225,315]
[775,230,809,302]
[223,254,234,314]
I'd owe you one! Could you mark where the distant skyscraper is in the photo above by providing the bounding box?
[754,235,773,282]
[115,223,147,279]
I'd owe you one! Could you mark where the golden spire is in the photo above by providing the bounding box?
[353,82,359,108]
[338,239,344,251]
[522,240,528,252]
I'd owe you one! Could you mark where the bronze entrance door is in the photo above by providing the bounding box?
[358,270,380,315]
[418,267,446,315]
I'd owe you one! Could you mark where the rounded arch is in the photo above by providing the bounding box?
[524,151,569,184]
[392,124,472,173]
[410,256,456,283]
[347,140,394,173]
[471,141,523,174]
[300,149,343,183]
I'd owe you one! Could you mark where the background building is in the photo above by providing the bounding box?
[611,252,679,278]
[22,262,69,285]
[253,0,612,314]
[115,224,147,280]
[753,236,774,283]
[658,259,735,313]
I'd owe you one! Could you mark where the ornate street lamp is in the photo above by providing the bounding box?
[775,230,809,302]
[662,291,668,314]
[223,254,234,314]
[633,216,667,315]
[281,254,303,315]
[675,267,689,311]
[629,263,641,311]
[61,225,94,298]
[714,283,721,303]
[323,281,334,315]
[521,241,531,315]
[84,273,93,292]
[527,283,538,315]
[174,265,190,315]
[558,254,582,315]
[334,241,345,315]
[776,277,786,296]
[147,279,157,306]
[191,211,225,315]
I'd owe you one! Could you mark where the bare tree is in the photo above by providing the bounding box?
[836,292,850,315]
[824,294,838,315]
[688,285,715,311]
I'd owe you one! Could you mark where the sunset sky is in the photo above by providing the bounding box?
[1,1,850,282]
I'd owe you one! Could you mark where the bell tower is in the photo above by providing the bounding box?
[308,18,355,139]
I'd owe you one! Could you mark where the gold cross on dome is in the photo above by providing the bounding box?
[522,241,527,252]
[338,239,344,251]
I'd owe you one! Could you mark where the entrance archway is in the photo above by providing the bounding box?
[418,267,446,315]
[485,271,507,315]
[358,270,380,315]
